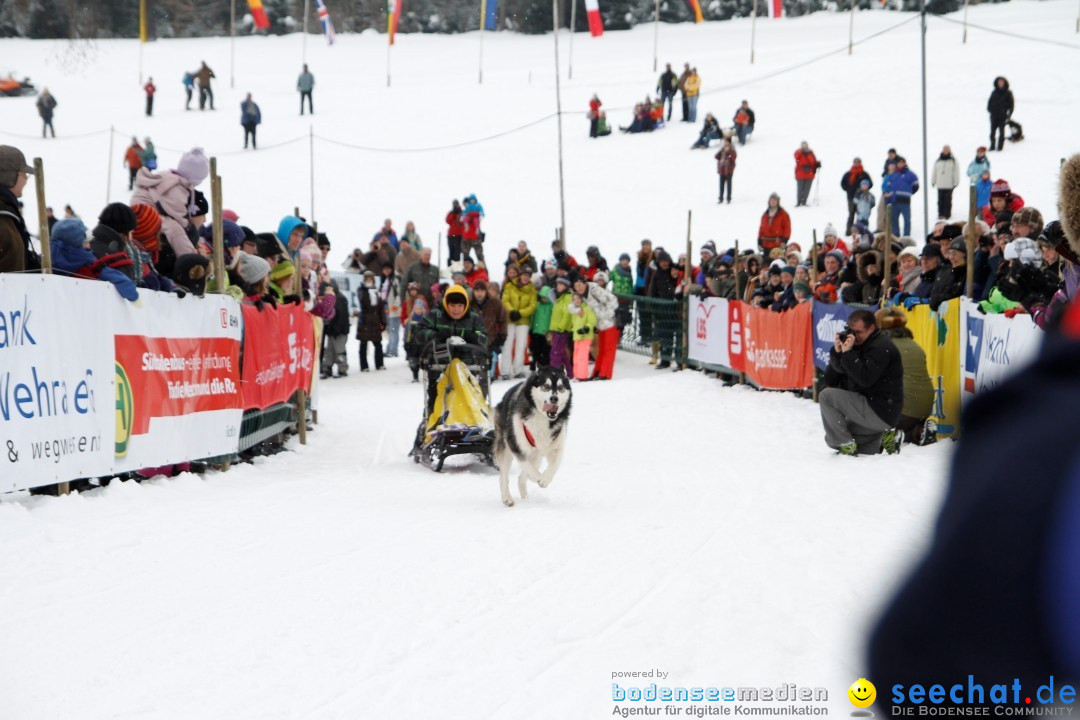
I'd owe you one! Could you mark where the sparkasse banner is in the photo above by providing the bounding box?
[0,275,114,491]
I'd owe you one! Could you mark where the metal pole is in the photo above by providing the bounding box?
[962,0,969,43]
[387,39,392,87]
[848,0,856,55]
[810,230,818,285]
[302,0,310,63]
[882,224,892,305]
[920,0,930,242]
[569,0,577,80]
[230,0,236,88]
[309,124,315,222]
[653,0,660,72]
[139,36,144,86]
[438,231,443,268]
[750,0,758,64]
[210,158,226,294]
[965,186,976,297]
[479,0,486,84]
[553,0,567,246]
[105,126,115,204]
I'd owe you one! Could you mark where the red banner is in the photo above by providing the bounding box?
[240,302,316,410]
[728,301,813,389]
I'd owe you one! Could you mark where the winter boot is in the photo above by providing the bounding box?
[918,418,938,446]
[881,428,901,455]
[837,441,858,456]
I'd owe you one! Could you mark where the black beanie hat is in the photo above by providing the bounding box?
[98,203,137,235]
[173,253,210,296]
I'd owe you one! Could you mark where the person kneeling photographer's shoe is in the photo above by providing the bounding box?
[819,309,904,456]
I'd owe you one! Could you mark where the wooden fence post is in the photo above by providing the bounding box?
[210,158,226,294]
[965,185,976,298]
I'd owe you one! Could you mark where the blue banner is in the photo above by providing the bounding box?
[484,0,497,30]
[811,301,855,371]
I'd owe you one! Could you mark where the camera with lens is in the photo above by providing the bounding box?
[838,324,853,342]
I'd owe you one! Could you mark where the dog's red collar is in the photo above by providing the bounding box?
[522,423,536,448]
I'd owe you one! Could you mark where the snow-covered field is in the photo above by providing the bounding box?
[0,4,1076,717]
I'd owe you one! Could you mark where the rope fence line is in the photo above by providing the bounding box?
[313,112,559,153]
[929,13,1080,50]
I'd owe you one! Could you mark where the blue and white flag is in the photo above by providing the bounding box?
[316,0,336,45]
[482,0,497,31]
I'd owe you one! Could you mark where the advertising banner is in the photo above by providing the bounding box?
[112,292,243,471]
[687,297,731,368]
[810,302,855,371]
[960,298,1043,403]
[0,275,115,492]
[732,301,814,390]
[905,299,962,437]
[241,302,316,410]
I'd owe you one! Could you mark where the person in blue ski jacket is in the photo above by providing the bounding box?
[887,157,920,237]
[50,218,138,301]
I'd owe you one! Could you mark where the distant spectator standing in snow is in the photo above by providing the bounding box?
[931,145,961,219]
[140,137,157,171]
[888,157,920,237]
[182,71,195,110]
[967,146,990,187]
[657,63,678,121]
[124,137,144,190]
[715,138,736,204]
[588,94,603,138]
[677,63,692,122]
[144,77,156,116]
[445,199,464,266]
[854,180,876,228]
[36,88,56,138]
[683,68,701,124]
[298,64,314,115]
[794,141,820,207]
[241,93,261,150]
[461,194,485,263]
[758,192,791,254]
[733,100,755,145]
[196,61,216,110]
[986,76,1013,152]
[840,157,872,233]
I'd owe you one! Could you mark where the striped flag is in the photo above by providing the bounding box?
[482,0,497,31]
[584,0,603,36]
[767,0,783,17]
[248,0,270,29]
[316,0,336,44]
[387,0,402,44]
[139,0,147,42]
[685,0,703,23]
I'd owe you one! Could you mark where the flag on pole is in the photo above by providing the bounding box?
[483,0,498,30]
[387,0,402,45]
[248,0,271,29]
[685,0,704,22]
[768,0,783,17]
[316,0,336,44]
[584,0,603,36]
[139,0,148,42]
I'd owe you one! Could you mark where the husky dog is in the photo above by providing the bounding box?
[493,366,573,507]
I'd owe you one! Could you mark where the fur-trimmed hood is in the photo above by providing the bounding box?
[1060,153,1080,258]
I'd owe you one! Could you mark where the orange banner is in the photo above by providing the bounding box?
[729,301,814,389]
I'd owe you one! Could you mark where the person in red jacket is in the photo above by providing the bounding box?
[715,138,736,204]
[144,77,156,117]
[794,141,820,207]
[463,256,489,287]
[588,94,602,138]
[123,137,144,190]
[758,192,791,254]
[445,198,464,266]
[980,178,1025,227]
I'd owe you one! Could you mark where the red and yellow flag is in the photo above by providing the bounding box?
[387,0,402,44]
[248,0,270,29]
[686,0,703,22]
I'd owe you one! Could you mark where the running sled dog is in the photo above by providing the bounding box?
[493,367,573,507]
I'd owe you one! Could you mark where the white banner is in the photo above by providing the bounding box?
[687,297,731,368]
[110,291,244,472]
[960,298,1044,403]
[0,275,115,492]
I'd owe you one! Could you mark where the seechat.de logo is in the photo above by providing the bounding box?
[115,362,133,458]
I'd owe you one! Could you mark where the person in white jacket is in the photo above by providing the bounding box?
[575,273,620,380]
[931,145,961,220]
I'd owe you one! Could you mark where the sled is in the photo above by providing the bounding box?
[410,341,495,472]
[0,77,38,97]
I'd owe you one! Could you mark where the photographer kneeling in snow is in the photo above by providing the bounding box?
[819,309,904,456]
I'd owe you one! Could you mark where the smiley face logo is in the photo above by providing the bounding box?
[848,678,876,709]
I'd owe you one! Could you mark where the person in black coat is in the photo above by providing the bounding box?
[820,309,904,455]
[321,281,351,378]
[657,63,679,121]
[356,271,386,372]
[868,300,1080,709]
[646,251,679,368]
[929,238,968,310]
[840,158,873,233]
[987,76,1014,152]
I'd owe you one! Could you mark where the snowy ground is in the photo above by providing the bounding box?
[0,347,952,718]
[1,1,1078,270]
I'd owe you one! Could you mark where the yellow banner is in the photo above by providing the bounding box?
[904,298,961,437]
[139,0,147,43]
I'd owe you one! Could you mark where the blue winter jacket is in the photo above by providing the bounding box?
[888,168,920,205]
[976,178,992,210]
[240,100,261,126]
[51,240,139,301]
